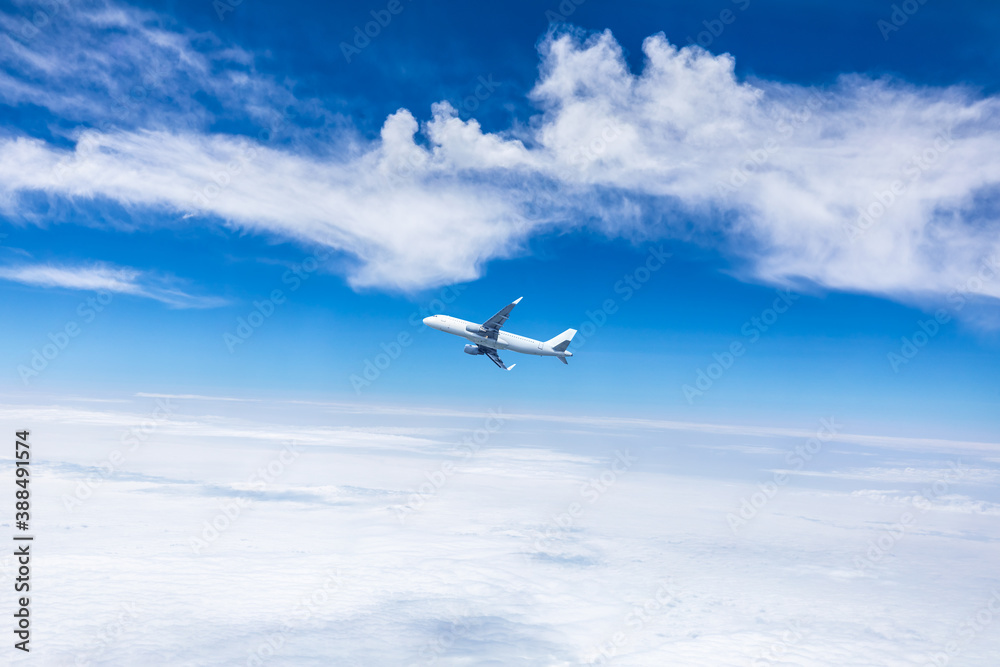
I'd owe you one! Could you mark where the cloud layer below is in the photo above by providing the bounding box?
[4,393,1000,665]
[1,3,999,302]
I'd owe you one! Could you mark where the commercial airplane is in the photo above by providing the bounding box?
[422,297,576,371]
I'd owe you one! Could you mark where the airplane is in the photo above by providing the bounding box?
[422,297,576,371]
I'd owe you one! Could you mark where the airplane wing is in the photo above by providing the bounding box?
[479,297,522,338]
[482,346,516,371]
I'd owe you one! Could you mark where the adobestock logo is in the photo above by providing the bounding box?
[339,0,414,63]
[683,289,798,404]
[887,255,999,372]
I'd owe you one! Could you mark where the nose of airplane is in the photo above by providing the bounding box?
[422,316,433,326]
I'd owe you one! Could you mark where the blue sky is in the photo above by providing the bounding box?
[4,6,1000,664]
[1,0,999,441]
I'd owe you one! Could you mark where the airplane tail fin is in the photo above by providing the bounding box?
[547,329,577,356]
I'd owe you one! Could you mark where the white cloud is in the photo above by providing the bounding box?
[0,261,225,308]
[780,465,1000,485]
[526,31,1000,304]
[0,0,294,132]
[1,5,999,302]
[14,391,1000,456]
[0,262,140,292]
[853,489,1000,515]
[5,393,1000,665]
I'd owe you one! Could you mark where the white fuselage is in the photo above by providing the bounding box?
[422,315,571,358]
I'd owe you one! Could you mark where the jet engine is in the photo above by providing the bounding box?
[464,344,484,355]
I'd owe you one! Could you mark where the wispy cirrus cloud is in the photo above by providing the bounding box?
[0,0,299,134]
[1,2,999,305]
[0,261,226,308]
